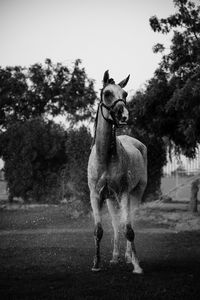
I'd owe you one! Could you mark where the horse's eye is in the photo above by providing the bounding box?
[104,90,113,98]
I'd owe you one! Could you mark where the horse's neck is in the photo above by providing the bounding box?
[95,111,117,165]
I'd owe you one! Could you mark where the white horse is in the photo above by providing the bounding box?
[88,71,147,273]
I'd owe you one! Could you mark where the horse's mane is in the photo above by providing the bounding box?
[107,78,115,85]
[91,79,115,148]
[91,105,100,148]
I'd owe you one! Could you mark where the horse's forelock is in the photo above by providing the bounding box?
[100,78,115,101]
[108,78,115,84]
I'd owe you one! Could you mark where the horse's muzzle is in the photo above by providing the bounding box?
[117,106,129,126]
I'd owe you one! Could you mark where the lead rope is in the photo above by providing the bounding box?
[110,125,117,157]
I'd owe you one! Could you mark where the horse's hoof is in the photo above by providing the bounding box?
[125,255,132,264]
[110,258,119,264]
[92,266,101,272]
[133,266,143,274]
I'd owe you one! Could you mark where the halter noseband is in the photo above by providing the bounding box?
[100,98,127,127]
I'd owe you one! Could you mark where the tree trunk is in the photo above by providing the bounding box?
[8,193,14,203]
[190,179,199,213]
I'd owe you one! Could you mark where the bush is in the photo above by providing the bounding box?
[0,118,67,202]
[0,119,93,210]
[64,126,92,208]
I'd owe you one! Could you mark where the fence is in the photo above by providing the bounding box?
[162,149,200,201]
[163,148,200,176]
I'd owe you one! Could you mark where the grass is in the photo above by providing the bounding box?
[1,214,200,299]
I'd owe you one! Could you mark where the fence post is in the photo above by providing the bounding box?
[190,179,199,213]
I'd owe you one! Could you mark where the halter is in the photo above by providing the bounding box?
[100,99,127,127]
[99,81,127,127]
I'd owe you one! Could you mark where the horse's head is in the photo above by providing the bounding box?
[100,70,130,127]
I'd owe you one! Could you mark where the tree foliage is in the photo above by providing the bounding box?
[0,119,67,202]
[0,58,96,205]
[0,59,96,130]
[64,126,92,206]
[149,0,200,157]
[0,119,92,204]
[127,0,200,199]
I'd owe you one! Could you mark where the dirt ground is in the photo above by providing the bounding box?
[1,205,200,299]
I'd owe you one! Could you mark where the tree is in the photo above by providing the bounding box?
[149,0,200,157]
[0,118,67,202]
[0,59,96,130]
[127,0,200,200]
[190,178,199,213]
[0,58,97,205]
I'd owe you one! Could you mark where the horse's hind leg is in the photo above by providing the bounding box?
[90,190,103,272]
[107,199,120,263]
[129,183,146,273]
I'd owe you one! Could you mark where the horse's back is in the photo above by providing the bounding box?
[118,135,147,161]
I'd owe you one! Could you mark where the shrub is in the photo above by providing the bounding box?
[64,126,92,208]
[0,118,67,202]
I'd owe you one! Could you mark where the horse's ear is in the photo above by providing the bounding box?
[103,70,109,86]
[118,75,130,88]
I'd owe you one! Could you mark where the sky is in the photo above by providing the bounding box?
[0,0,177,93]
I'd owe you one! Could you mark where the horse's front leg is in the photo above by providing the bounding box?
[121,192,143,274]
[90,190,103,272]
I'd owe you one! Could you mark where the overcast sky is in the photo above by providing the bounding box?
[0,0,179,92]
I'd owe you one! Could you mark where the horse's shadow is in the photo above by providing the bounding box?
[141,258,200,276]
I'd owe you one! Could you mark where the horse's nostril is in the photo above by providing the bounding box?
[122,116,127,122]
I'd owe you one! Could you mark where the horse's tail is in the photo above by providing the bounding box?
[137,143,147,163]
[99,181,115,209]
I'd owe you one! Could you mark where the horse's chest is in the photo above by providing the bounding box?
[96,163,128,195]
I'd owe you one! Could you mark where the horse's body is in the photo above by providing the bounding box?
[88,71,147,273]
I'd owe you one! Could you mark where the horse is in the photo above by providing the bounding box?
[87,70,147,273]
